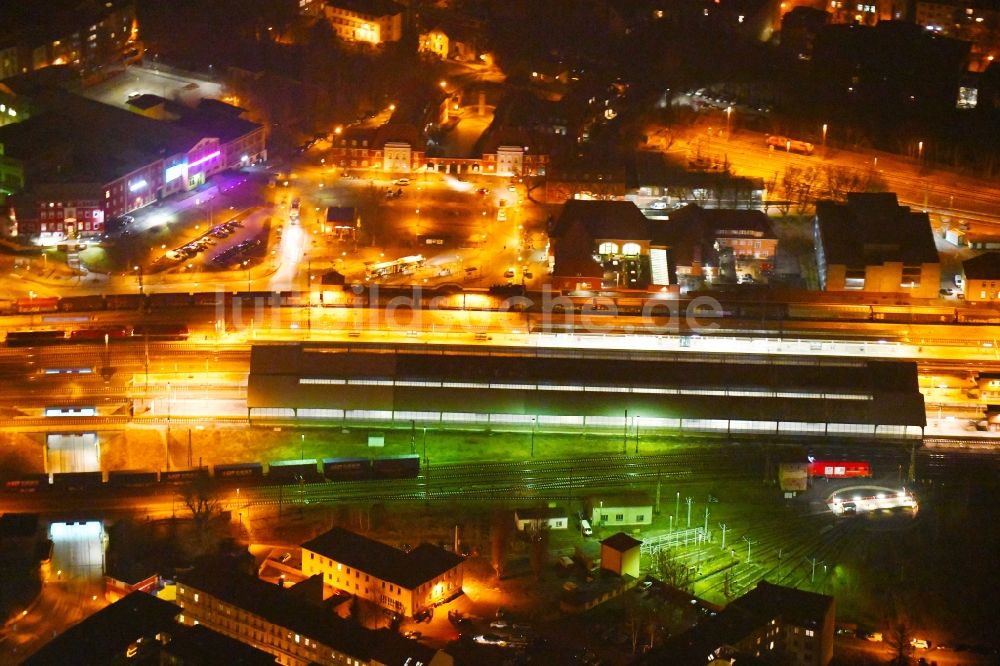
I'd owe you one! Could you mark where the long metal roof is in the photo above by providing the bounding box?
[248,344,926,427]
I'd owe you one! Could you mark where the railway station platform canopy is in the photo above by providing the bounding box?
[248,344,926,439]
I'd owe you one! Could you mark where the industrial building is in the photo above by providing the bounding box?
[247,343,926,440]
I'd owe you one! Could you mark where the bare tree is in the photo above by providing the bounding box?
[651,548,692,591]
[490,510,512,579]
[182,475,219,529]
[527,524,550,580]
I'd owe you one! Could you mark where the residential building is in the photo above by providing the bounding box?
[24,591,180,664]
[590,494,653,527]
[600,532,642,578]
[811,22,970,118]
[547,199,658,291]
[0,1,139,80]
[547,200,777,292]
[514,506,569,531]
[659,204,778,287]
[0,89,264,241]
[301,527,464,617]
[961,251,1000,302]
[914,0,1000,70]
[814,193,940,298]
[176,563,450,666]
[639,581,835,666]
[323,0,404,44]
[728,582,836,666]
[418,28,449,59]
[160,624,277,665]
[324,206,359,238]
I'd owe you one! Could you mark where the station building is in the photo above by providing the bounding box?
[247,343,926,440]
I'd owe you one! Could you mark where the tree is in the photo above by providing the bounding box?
[526,524,550,580]
[182,474,219,529]
[490,510,512,579]
[885,620,914,665]
[651,548,692,591]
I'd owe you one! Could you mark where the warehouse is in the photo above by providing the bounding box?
[247,343,926,440]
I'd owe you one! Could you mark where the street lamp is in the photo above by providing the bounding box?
[133,265,143,295]
[821,123,828,148]
[243,260,251,292]
[725,106,732,139]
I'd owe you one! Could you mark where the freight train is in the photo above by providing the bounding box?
[2,289,998,329]
[1,455,420,493]
[5,324,189,346]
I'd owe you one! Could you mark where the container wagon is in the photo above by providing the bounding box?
[268,459,321,481]
[131,324,190,341]
[160,469,209,484]
[51,471,104,492]
[4,474,50,493]
[107,470,159,488]
[6,330,67,347]
[214,462,264,481]
[322,457,373,481]
[372,454,420,479]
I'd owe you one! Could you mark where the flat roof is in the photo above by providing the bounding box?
[248,344,925,427]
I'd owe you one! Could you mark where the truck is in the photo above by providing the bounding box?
[807,460,871,479]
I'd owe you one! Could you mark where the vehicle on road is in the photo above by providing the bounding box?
[649,200,669,210]
[766,135,814,155]
[393,178,410,186]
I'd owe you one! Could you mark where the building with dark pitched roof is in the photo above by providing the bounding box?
[322,0,405,44]
[600,532,642,577]
[548,199,655,291]
[961,252,1000,303]
[247,343,926,440]
[301,527,464,617]
[0,87,265,241]
[547,200,777,292]
[814,192,940,298]
[24,591,179,665]
[638,581,834,666]
[176,562,450,666]
[160,623,277,665]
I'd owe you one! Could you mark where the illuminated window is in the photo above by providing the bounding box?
[598,242,619,254]
[805,629,815,637]
[622,242,641,255]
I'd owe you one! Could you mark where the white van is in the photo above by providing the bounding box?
[580,519,593,537]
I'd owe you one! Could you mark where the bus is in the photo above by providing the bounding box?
[766,135,814,155]
[365,255,425,279]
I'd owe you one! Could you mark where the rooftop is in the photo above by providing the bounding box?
[248,344,927,427]
[550,199,649,241]
[601,532,643,552]
[301,527,463,589]
[179,564,413,661]
[729,580,834,628]
[326,0,404,17]
[815,193,939,267]
[515,506,568,520]
[161,624,276,665]
[962,252,1000,280]
[24,591,178,665]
